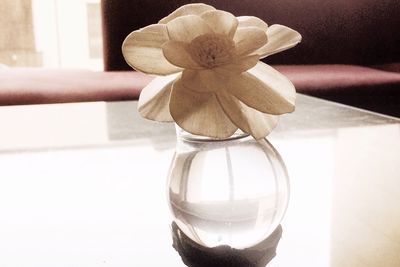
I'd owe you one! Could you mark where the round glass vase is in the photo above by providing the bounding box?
[167,127,289,250]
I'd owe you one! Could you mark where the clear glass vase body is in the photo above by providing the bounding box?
[167,128,289,249]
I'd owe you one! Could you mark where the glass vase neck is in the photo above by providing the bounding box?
[175,125,249,142]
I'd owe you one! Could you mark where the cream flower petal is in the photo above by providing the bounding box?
[201,10,238,38]
[166,15,213,43]
[237,16,268,31]
[170,79,237,138]
[159,3,216,24]
[217,91,278,139]
[162,41,202,69]
[233,27,268,56]
[249,62,296,105]
[138,73,180,122]
[227,62,296,115]
[254,24,302,58]
[181,69,228,93]
[213,55,259,76]
[122,24,182,75]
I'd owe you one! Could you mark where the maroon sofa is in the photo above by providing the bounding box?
[101,0,400,117]
[0,68,151,105]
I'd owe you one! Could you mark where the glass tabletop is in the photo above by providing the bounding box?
[0,94,399,266]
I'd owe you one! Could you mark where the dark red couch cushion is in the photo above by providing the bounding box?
[2,66,399,117]
[0,68,152,105]
[275,64,400,117]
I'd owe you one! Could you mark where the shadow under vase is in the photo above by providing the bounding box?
[171,222,282,267]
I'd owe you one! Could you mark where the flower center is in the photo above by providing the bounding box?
[189,33,235,69]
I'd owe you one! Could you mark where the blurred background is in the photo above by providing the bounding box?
[0,0,103,70]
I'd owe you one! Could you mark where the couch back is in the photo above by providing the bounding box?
[101,0,400,71]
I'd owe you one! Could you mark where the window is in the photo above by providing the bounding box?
[0,0,103,70]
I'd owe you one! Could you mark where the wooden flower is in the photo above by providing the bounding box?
[122,3,301,139]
